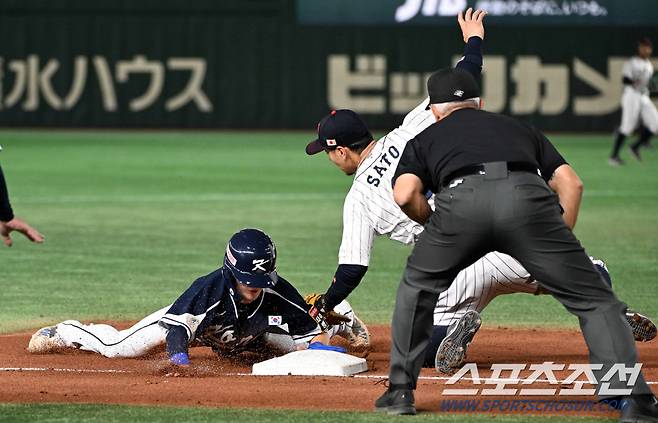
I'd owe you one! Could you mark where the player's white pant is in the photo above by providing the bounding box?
[433,252,539,327]
[328,299,360,340]
[619,88,658,135]
[53,300,359,358]
[54,306,171,358]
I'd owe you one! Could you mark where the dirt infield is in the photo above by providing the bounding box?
[1,324,656,417]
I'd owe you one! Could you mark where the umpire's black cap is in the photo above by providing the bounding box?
[305,109,373,155]
[425,67,480,110]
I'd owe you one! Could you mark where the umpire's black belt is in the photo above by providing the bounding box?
[441,161,540,188]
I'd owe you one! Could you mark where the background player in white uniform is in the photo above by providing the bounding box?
[609,37,658,165]
[304,11,656,374]
[27,229,369,363]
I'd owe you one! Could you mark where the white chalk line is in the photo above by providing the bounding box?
[225,372,658,385]
[0,367,129,374]
[2,367,654,385]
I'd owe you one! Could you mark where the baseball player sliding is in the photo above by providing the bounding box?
[610,37,657,165]
[305,10,657,374]
[28,229,370,366]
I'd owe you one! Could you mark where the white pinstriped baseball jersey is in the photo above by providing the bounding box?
[335,97,545,328]
[619,56,658,135]
[338,98,435,266]
[623,56,654,95]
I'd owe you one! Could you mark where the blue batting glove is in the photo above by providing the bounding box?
[308,342,346,353]
[170,352,190,366]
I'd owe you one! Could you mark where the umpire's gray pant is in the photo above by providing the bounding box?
[389,171,653,398]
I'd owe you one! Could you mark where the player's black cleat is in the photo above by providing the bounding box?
[435,310,481,374]
[618,394,658,423]
[630,145,642,161]
[608,157,625,166]
[374,388,416,415]
[626,311,657,342]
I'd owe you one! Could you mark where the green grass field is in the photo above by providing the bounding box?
[0,404,618,423]
[0,131,655,422]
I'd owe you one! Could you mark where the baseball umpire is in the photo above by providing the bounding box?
[375,68,658,421]
[0,160,44,247]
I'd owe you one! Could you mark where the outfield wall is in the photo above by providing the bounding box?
[0,0,656,130]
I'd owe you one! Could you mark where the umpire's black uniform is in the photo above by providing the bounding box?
[386,69,653,408]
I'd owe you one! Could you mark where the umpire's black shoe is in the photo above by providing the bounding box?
[619,394,658,423]
[374,388,416,415]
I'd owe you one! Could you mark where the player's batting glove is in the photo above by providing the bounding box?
[307,294,330,331]
[308,342,347,353]
[306,293,351,330]
[170,352,190,366]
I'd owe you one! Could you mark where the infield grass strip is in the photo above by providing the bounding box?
[0,403,617,422]
[0,132,655,332]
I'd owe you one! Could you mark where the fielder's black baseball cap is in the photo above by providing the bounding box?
[638,36,653,47]
[425,67,480,110]
[305,109,373,155]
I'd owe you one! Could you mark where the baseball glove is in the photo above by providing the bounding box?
[305,293,351,328]
[650,72,658,97]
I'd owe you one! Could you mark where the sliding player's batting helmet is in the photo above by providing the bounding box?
[224,228,278,288]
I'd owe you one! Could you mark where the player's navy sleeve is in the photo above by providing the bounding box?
[159,269,227,354]
[265,276,322,344]
[165,326,189,357]
[324,264,368,310]
[0,165,15,222]
[455,36,483,82]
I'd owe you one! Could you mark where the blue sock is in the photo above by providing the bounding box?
[423,325,449,368]
[594,261,612,287]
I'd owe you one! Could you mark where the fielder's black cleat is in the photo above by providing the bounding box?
[435,310,481,374]
[374,388,416,415]
[609,156,625,166]
[618,394,658,423]
[630,145,642,161]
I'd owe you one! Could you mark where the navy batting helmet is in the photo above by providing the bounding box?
[224,228,278,288]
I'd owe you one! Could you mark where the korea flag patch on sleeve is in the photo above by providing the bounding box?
[268,315,282,326]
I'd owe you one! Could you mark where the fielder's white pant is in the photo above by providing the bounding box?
[433,251,538,327]
[619,88,658,136]
[53,300,359,358]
